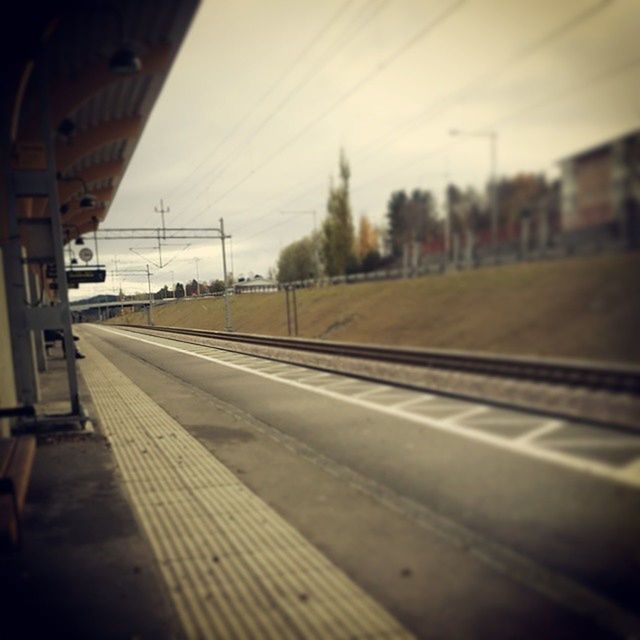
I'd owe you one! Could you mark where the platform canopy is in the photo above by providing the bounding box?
[2,0,199,241]
[0,0,200,425]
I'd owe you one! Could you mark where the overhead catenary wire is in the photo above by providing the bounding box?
[178,0,468,228]
[236,0,617,232]
[350,0,615,162]
[167,0,381,227]
[166,1,355,214]
[173,0,389,222]
[351,50,640,195]
[235,49,640,249]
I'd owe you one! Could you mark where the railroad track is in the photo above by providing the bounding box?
[118,324,640,396]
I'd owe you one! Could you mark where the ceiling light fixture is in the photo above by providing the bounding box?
[106,6,142,75]
[79,194,96,208]
[57,117,76,139]
[109,47,142,75]
[57,173,97,210]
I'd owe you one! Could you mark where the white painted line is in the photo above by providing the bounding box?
[443,406,489,423]
[95,326,640,489]
[389,395,436,410]
[203,351,238,360]
[621,459,640,484]
[226,356,260,365]
[464,416,543,426]
[316,378,365,390]
[516,421,564,444]
[82,336,410,639]
[295,372,334,383]
[543,438,640,449]
[246,361,286,370]
[351,386,392,398]
[259,364,298,374]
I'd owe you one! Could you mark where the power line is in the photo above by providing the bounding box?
[238,51,640,246]
[185,0,389,208]
[179,0,468,227]
[352,52,640,194]
[233,0,617,233]
[170,0,389,229]
[166,0,364,226]
[350,0,615,161]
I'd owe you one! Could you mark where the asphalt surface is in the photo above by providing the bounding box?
[79,324,640,639]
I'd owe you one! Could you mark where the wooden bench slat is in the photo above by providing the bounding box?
[0,435,37,549]
[0,440,14,477]
[5,437,36,508]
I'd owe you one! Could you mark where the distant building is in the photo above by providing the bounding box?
[560,129,639,243]
[233,275,278,294]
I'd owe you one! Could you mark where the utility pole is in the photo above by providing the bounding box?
[194,257,201,296]
[146,264,153,326]
[449,129,499,255]
[220,217,233,331]
[93,218,100,265]
[154,198,170,239]
[94,226,231,326]
[489,132,498,253]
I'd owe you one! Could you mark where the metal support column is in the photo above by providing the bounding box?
[27,267,47,373]
[291,286,299,336]
[220,217,233,332]
[284,287,292,336]
[1,80,38,410]
[146,264,153,326]
[36,58,81,417]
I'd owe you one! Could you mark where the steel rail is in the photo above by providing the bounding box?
[118,324,640,395]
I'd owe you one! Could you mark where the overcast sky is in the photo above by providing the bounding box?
[74,0,640,298]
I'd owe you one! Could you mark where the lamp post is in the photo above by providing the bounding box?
[449,129,498,253]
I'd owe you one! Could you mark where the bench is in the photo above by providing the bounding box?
[0,436,36,549]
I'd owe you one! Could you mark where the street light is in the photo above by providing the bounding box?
[449,128,499,252]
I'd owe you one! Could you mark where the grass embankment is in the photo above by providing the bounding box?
[110,253,640,364]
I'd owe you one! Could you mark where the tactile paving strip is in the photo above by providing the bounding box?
[80,338,411,639]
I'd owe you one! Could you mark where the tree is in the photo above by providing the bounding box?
[361,249,382,272]
[185,279,199,296]
[495,173,549,237]
[175,282,185,298]
[356,214,379,260]
[387,190,408,257]
[387,188,439,257]
[277,236,318,283]
[209,279,225,294]
[154,284,169,300]
[322,150,356,276]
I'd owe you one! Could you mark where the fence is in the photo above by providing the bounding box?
[276,222,634,291]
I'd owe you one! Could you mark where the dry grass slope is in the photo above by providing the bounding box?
[111,253,640,364]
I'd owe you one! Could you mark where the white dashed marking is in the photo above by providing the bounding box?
[96,326,640,489]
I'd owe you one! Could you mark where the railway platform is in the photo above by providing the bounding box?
[3,323,640,639]
[1,327,410,639]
